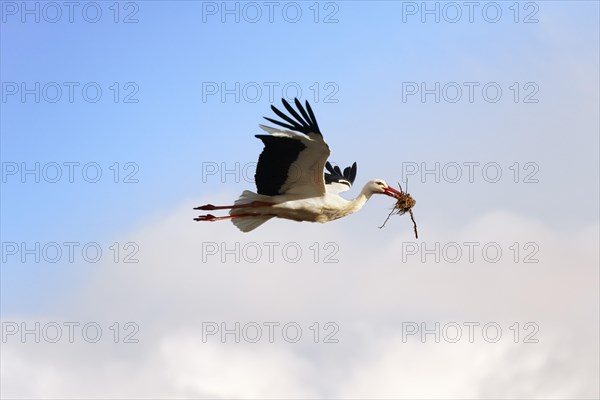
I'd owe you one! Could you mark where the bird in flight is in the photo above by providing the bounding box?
[194,98,405,232]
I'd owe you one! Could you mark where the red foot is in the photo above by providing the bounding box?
[194,214,218,221]
[194,212,274,222]
[194,204,218,210]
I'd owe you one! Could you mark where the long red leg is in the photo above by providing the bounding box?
[193,201,274,211]
[194,213,274,222]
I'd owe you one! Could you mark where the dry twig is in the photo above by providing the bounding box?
[378,182,418,238]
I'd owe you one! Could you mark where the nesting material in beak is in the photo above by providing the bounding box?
[379,183,418,239]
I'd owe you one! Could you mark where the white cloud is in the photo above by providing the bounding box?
[2,200,598,398]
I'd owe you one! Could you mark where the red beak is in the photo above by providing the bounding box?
[383,186,402,198]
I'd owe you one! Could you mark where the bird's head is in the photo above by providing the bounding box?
[368,179,403,198]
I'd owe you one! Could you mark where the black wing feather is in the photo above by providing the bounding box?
[270,104,303,129]
[325,162,336,175]
[324,161,358,186]
[254,135,307,196]
[263,117,297,132]
[343,166,351,178]
[294,98,312,128]
[349,162,357,183]
[304,101,321,134]
[282,99,309,128]
[263,98,322,136]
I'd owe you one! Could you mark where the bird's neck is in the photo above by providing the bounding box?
[346,184,375,214]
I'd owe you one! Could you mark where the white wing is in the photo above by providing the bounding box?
[254,98,330,198]
[326,181,352,194]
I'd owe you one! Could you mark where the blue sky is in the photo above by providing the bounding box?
[1,1,599,398]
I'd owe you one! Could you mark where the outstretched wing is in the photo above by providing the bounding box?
[255,98,330,197]
[325,161,357,194]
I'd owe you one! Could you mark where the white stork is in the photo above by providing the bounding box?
[194,98,404,232]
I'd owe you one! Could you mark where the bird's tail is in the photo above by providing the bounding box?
[232,215,273,232]
[232,190,263,207]
[230,190,274,232]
